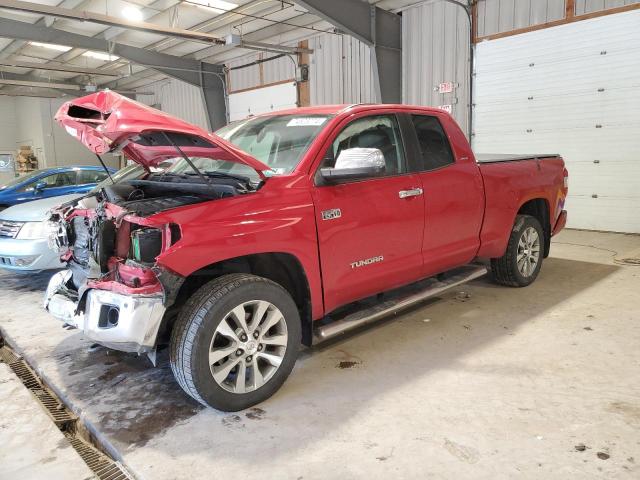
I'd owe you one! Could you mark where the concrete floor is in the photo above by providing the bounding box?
[0,229,639,479]
[0,363,95,480]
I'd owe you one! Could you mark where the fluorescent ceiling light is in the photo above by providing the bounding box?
[186,0,239,13]
[82,51,120,61]
[30,41,72,52]
[122,5,144,22]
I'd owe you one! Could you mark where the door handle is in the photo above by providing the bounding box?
[398,188,423,199]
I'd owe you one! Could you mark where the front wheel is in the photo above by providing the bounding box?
[491,214,544,287]
[170,273,301,411]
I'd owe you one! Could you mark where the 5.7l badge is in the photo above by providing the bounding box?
[321,208,342,221]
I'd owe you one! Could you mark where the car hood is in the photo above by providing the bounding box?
[0,194,82,222]
[55,90,271,179]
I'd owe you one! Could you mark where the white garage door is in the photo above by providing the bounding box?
[473,9,640,233]
[228,82,298,122]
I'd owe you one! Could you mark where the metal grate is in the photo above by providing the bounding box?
[0,344,134,480]
[0,220,23,238]
[66,435,133,480]
[0,345,19,364]
[33,389,76,427]
[10,361,41,390]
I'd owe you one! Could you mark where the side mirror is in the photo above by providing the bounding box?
[320,148,386,183]
[34,181,47,192]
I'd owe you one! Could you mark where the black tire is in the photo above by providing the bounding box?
[170,273,301,411]
[491,214,545,287]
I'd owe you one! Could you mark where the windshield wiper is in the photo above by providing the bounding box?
[184,171,250,183]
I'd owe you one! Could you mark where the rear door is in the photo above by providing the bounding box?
[312,113,425,313]
[403,113,484,276]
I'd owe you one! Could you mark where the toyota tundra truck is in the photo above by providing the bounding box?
[44,91,568,411]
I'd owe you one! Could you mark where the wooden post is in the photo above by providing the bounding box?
[297,40,311,107]
[565,0,575,19]
[471,0,478,43]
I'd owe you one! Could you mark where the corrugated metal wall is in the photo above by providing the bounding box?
[576,0,639,14]
[226,52,298,92]
[476,0,640,37]
[402,1,471,136]
[136,78,208,130]
[308,33,377,105]
[476,0,565,37]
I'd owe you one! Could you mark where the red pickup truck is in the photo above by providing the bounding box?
[44,91,567,411]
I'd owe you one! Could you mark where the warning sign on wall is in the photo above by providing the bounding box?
[437,105,453,114]
[438,82,454,94]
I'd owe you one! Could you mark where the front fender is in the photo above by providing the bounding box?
[149,180,323,319]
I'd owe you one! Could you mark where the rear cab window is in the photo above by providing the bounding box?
[410,115,455,171]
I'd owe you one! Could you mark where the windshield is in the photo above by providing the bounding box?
[0,170,41,190]
[215,114,332,178]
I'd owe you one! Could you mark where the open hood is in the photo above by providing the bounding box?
[55,90,271,179]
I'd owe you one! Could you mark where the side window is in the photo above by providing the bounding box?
[44,171,77,187]
[25,171,77,190]
[78,170,108,185]
[411,115,455,171]
[324,115,406,175]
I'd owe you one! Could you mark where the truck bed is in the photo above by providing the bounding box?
[475,153,560,164]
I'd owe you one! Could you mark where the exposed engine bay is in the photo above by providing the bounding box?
[49,171,255,303]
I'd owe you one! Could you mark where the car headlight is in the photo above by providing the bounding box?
[16,221,49,240]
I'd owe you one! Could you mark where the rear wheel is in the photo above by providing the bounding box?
[491,214,544,287]
[170,273,301,411]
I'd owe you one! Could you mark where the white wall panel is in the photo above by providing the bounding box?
[474,9,640,233]
[137,78,208,130]
[402,0,471,136]
[0,96,18,184]
[228,82,297,121]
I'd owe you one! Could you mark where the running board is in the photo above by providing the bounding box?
[313,264,488,342]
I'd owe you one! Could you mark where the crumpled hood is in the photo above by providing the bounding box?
[55,90,271,179]
[0,194,82,222]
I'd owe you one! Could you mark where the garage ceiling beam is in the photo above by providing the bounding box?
[295,0,402,103]
[0,59,123,77]
[0,0,226,46]
[0,17,227,129]
[0,0,311,55]
[0,78,82,90]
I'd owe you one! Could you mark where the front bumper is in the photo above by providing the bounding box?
[44,270,166,353]
[0,237,64,272]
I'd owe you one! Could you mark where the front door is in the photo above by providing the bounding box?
[312,113,425,314]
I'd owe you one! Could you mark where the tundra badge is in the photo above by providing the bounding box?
[321,208,342,221]
[351,256,384,269]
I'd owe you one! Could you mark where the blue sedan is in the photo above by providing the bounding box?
[0,165,116,210]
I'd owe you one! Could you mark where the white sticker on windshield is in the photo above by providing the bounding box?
[65,125,78,137]
[287,117,326,127]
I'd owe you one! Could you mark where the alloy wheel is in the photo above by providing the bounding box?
[208,300,288,394]
[516,226,541,277]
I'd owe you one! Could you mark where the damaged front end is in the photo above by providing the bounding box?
[43,195,182,358]
[43,91,272,360]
